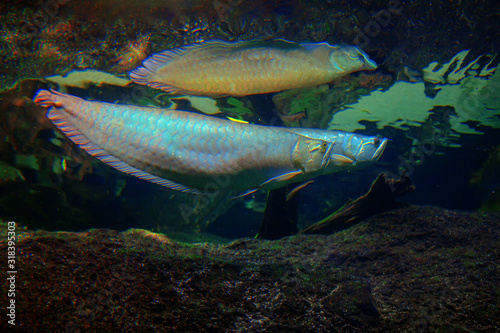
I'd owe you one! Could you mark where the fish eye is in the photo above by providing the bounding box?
[373,137,380,145]
[348,51,358,59]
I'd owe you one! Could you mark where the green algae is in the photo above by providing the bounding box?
[328,55,500,135]
[219,97,256,121]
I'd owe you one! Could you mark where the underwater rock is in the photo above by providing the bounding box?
[2,205,498,331]
[0,161,25,185]
[116,34,150,72]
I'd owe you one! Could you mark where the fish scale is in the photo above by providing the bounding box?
[34,90,387,194]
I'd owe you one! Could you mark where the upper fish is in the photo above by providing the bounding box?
[129,39,377,97]
[34,90,387,195]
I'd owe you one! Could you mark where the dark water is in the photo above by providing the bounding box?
[0,0,498,240]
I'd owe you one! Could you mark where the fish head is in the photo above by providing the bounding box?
[329,46,377,74]
[322,133,388,173]
[342,134,388,166]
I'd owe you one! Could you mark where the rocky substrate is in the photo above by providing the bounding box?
[1,205,498,332]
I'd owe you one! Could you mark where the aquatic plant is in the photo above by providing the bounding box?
[272,85,329,127]
[422,50,497,84]
[328,51,499,136]
[219,97,256,121]
[45,69,131,93]
[170,95,223,115]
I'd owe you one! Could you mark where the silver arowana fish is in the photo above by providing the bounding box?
[130,39,377,96]
[34,90,388,195]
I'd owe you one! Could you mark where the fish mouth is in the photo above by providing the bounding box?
[361,54,377,70]
[357,49,377,70]
[365,58,378,70]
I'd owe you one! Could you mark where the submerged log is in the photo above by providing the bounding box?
[256,184,299,240]
[300,172,415,235]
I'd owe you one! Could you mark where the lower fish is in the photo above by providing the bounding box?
[130,39,377,96]
[34,90,388,195]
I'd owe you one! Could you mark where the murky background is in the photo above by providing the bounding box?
[0,0,498,240]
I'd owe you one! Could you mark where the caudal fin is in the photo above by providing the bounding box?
[34,89,65,108]
[129,67,153,86]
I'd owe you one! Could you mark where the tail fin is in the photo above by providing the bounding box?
[34,89,65,108]
[129,67,153,86]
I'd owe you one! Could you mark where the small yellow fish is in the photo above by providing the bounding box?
[130,39,377,97]
[226,116,249,124]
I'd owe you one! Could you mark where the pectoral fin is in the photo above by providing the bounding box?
[260,170,303,187]
[232,170,305,199]
[330,154,354,165]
